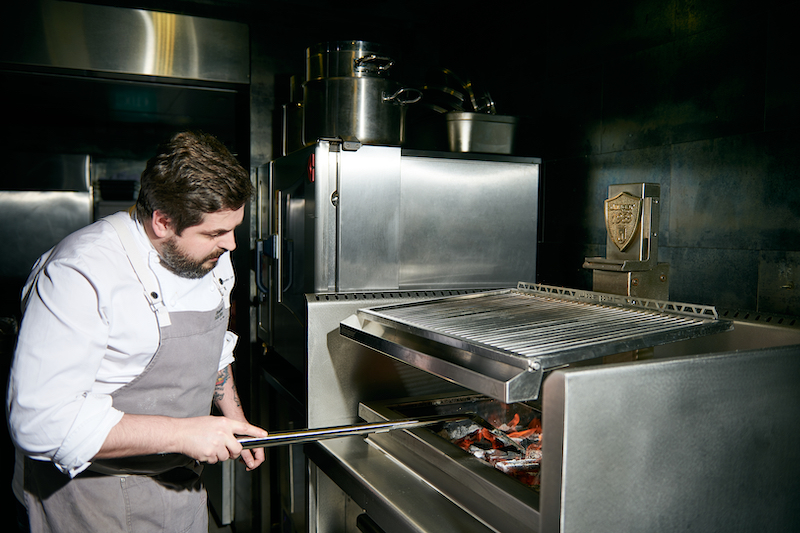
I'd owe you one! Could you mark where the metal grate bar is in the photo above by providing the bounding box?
[360,289,721,362]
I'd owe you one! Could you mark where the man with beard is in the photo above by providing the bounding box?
[7,131,268,533]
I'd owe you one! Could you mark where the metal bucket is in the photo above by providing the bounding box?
[302,41,421,146]
[445,112,519,154]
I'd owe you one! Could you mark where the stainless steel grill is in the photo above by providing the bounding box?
[341,283,732,402]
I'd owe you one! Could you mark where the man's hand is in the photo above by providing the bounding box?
[238,446,265,471]
[173,415,268,465]
[212,364,267,471]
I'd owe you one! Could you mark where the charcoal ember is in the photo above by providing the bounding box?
[441,420,482,441]
[440,408,542,490]
[496,458,541,473]
[512,431,541,451]
[490,430,526,454]
[526,449,542,462]
[470,447,513,463]
[486,450,517,466]
[496,458,541,488]
[497,413,521,433]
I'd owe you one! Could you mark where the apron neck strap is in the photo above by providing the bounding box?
[103,212,172,327]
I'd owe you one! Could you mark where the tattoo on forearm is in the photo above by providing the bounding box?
[214,366,229,403]
[214,366,242,408]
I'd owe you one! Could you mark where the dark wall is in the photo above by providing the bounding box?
[241,0,800,318]
[527,0,800,318]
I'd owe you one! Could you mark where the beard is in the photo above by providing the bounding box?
[160,237,223,279]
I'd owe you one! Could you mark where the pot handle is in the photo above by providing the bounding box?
[354,54,394,74]
[382,87,423,105]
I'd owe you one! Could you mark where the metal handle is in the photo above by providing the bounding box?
[274,189,284,304]
[238,414,468,449]
[354,54,394,74]
[254,237,274,295]
[382,87,423,105]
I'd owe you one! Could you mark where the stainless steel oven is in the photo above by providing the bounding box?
[305,286,800,533]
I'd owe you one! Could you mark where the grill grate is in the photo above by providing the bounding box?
[342,283,733,402]
[374,289,706,359]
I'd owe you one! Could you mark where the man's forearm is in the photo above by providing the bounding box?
[94,411,267,465]
[94,413,183,458]
[212,364,266,471]
[94,365,265,467]
[214,364,246,421]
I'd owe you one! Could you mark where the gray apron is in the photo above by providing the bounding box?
[23,213,230,533]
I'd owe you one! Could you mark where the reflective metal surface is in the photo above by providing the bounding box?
[261,142,539,532]
[262,291,474,533]
[341,283,732,402]
[540,342,800,533]
[398,152,539,288]
[2,154,92,282]
[2,191,93,280]
[337,146,403,291]
[305,291,474,428]
[3,1,249,83]
[307,438,496,533]
[264,141,539,298]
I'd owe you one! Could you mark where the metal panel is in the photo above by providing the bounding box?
[307,440,497,533]
[264,143,540,302]
[1,191,93,280]
[338,146,401,291]
[399,153,539,289]
[540,343,800,533]
[1,153,92,283]
[306,291,472,428]
[2,0,249,84]
[359,394,541,533]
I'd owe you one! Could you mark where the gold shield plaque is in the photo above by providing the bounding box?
[605,191,641,251]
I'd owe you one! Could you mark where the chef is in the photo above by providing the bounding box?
[6,131,268,532]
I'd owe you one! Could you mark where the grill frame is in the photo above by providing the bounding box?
[341,283,732,402]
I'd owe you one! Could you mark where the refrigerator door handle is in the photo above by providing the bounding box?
[255,235,278,296]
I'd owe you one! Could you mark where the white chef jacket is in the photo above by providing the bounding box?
[6,211,238,478]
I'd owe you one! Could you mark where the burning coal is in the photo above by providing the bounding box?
[439,413,542,488]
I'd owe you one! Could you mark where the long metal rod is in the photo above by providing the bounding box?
[237,414,469,449]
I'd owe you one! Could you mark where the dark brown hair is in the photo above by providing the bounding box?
[135,131,253,234]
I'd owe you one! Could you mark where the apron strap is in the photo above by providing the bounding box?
[103,212,172,327]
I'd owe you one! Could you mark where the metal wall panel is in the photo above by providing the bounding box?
[1,154,92,282]
[2,0,249,84]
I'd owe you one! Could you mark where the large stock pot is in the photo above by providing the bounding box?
[302,41,421,146]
